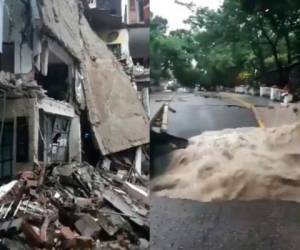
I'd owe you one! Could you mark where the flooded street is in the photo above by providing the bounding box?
[150,92,258,177]
[150,92,300,250]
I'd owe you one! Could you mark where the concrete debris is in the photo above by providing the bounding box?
[121,60,150,84]
[123,182,149,206]
[74,214,100,237]
[0,162,149,249]
[0,71,45,98]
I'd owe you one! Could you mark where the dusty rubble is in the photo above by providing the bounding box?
[0,71,45,98]
[0,162,149,249]
[152,123,300,203]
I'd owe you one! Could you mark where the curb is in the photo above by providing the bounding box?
[161,104,169,132]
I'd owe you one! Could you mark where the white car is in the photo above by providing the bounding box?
[177,87,187,93]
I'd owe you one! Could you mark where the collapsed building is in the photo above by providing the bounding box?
[0,0,149,248]
[0,0,149,178]
[83,0,150,116]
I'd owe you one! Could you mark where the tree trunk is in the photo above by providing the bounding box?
[252,42,266,73]
[258,18,284,83]
[270,42,284,83]
[283,31,292,64]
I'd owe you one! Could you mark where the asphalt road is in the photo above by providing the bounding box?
[233,93,271,107]
[150,92,258,139]
[151,197,300,250]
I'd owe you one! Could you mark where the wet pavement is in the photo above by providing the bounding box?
[150,92,258,139]
[151,197,300,250]
[232,93,271,107]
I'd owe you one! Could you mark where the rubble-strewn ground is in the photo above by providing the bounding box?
[152,123,300,202]
[0,162,149,249]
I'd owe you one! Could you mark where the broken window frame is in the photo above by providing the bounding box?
[38,111,71,165]
[16,117,29,163]
[137,0,144,22]
[0,120,13,180]
[0,43,15,73]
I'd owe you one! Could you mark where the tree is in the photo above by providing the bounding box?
[150,13,201,87]
[150,0,300,89]
[150,14,169,85]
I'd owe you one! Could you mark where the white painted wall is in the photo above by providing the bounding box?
[3,0,33,74]
[260,87,271,97]
[69,115,82,163]
[104,28,130,58]
[122,0,128,24]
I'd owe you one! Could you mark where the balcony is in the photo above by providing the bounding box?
[85,0,123,30]
[128,26,149,65]
[96,0,121,16]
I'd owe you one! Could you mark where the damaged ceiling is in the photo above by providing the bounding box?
[37,0,149,155]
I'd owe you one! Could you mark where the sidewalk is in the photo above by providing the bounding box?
[221,92,300,128]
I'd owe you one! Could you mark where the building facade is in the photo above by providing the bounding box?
[0,0,149,181]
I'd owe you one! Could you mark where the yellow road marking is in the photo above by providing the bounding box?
[225,94,266,128]
[251,106,265,128]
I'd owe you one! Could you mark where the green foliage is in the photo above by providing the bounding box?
[150,14,169,85]
[150,0,300,88]
[150,13,201,87]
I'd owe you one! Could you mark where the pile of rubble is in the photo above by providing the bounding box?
[120,59,149,85]
[0,71,45,98]
[0,162,149,249]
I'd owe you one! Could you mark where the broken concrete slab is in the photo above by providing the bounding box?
[123,182,149,206]
[134,147,142,176]
[75,214,100,237]
[97,207,128,236]
[80,24,149,154]
[37,0,83,61]
[0,71,45,98]
[74,197,93,209]
[103,190,146,227]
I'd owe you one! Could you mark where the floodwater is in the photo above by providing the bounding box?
[152,123,300,202]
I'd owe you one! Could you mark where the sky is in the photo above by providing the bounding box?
[151,0,224,31]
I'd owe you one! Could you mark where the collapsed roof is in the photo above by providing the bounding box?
[37,0,149,155]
